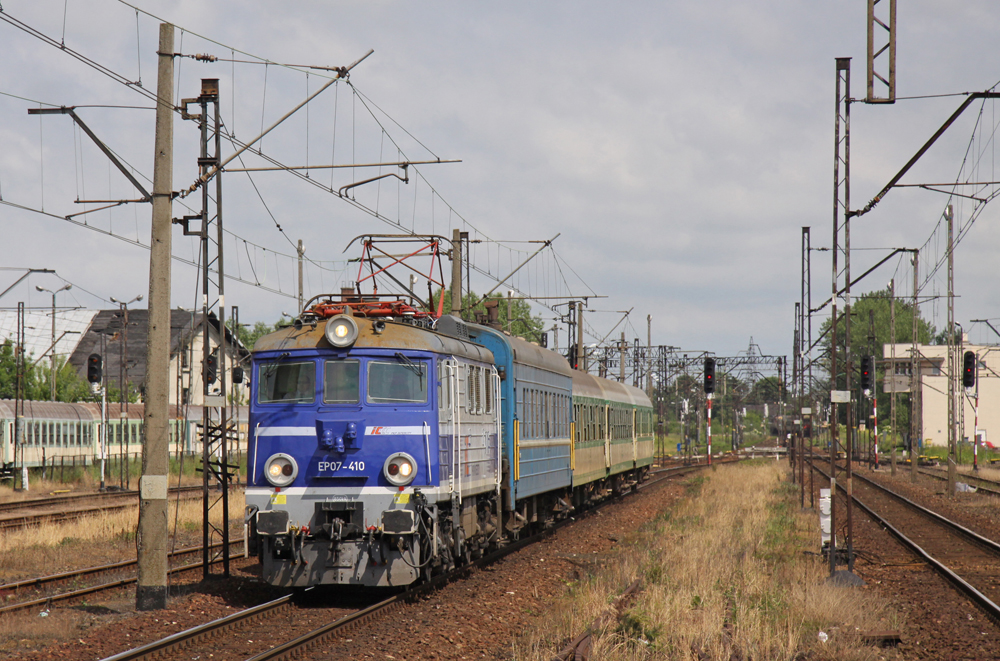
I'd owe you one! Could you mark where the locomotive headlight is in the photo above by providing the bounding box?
[383,452,417,487]
[324,315,359,348]
[264,453,298,488]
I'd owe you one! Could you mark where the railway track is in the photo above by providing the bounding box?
[914,465,1000,496]
[813,463,1000,623]
[0,485,215,531]
[96,464,706,661]
[0,484,203,514]
[0,541,244,615]
[804,449,1000,496]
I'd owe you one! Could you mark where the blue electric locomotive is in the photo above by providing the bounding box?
[245,294,653,589]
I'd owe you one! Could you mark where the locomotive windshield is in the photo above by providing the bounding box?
[367,359,427,404]
[258,361,316,403]
[323,359,360,404]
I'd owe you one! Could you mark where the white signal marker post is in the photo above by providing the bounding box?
[707,393,713,465]
[973,387,980,471]
[872,397,879,470]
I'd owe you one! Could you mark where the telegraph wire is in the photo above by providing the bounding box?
[114,0,338,81]
[0,198,296,299]
[3,5,598,319]
[0,10,157,103]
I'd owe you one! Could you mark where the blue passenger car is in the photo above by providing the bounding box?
[468,325,574,510]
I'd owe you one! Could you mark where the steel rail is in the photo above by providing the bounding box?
[0,487,209,530]
[849,470,1000,554]
[0,542,241,615]
[0,484,205,513]
[810,457,1000,552]
[99,594,295,661]
[243,466,709,661]
[96,466,706,661]
[0,504,135,531]
[552,578,643,661]
[913,466,1000,497]
[813,465,1000,623]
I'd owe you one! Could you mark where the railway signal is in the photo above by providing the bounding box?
[87,354,102,384]
[963,351,977,389]
[206,350,219,385]
[703,357,715,394]
[860,355,873,392]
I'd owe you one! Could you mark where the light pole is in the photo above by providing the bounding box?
[36,284,72,401]
[111,294,143,489]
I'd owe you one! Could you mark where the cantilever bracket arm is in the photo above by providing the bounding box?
[853,91,1000,218]
[339,164,409,197]
[475,233,561,305]
[28,106,151,200]
[810,247,914,314]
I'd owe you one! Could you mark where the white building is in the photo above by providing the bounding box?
[883,339,994,449]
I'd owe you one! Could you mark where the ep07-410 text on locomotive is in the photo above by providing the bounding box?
[244,299,654,588]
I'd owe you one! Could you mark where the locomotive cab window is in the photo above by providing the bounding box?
[323,359,360,404]
[258,361,316,404]
[368,359,428,404]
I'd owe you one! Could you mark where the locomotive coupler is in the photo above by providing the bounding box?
[328,519,343,563]
[365,526,383,567]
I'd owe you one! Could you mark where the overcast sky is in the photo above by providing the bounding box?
[2,1,1000,362]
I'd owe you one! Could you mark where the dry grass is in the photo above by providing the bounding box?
[0,490,244,582]
[0,471,206,505]
[953,464,1000,482]
[0,488,245,656]
[513,463,903,661]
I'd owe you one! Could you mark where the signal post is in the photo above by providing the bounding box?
[964,350,978,470]
[704,357,715,465]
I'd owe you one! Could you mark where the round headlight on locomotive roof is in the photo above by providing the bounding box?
[264,453,298,488]
[324,315,359,348]
[383,452,417,487]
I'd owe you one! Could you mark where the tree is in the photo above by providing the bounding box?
[228,319,280,351]
[0,341,42,400]
[747,376,783,405]
[816,287,935,439]
[818,288,935,382]
[43,356,97,402]
[435,288,546,344]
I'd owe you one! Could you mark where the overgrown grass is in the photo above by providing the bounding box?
[512,463,903,660]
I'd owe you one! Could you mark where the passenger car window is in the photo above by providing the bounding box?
[324,359,360,404]
[368,360,428,404]
[258,361,316,403]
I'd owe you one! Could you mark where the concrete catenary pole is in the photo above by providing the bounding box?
[619,331,626,383]
[297,240,304,312]
[910,251,920,483]
[889,279,896,456]
[137,23,174,612]
[946,204,956,495]
[451,228,462,317]
[646,315,652,397]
